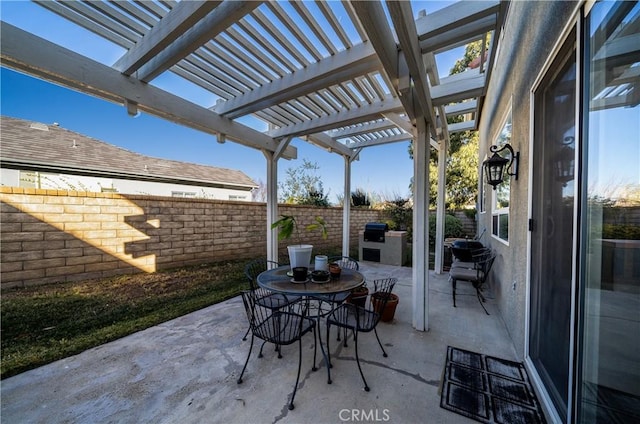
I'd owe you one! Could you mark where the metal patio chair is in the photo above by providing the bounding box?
[242,259,303,346]
[313,256,361,341]
[449,249,496,315]
[237,290,317,411]
[309,256,360,313]
[325,277,397,391]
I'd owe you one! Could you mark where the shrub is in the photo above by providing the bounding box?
[351,188,371,208]
[602,224,640,240]
[381,198,413,240]
[428,214,465,246]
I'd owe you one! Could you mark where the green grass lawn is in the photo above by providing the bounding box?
[1,259,248,379]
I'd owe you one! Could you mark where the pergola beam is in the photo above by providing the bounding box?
[0,23,296,160]
[114,0,221,75]
[266,96,403,139]
[419,15,496,54]
[329,120,399,139]
[448,120,477,133]
[348,1,399,87]
[214,42,379,119]
[386,1,438,132]
[305,133,355,158]
[416,0,500,43]
[345,133,413,149]
[445,99,478,116]
[135,1,261,82]
[431,70,486,106]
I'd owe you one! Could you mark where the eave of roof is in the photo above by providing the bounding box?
[0,116,258,190]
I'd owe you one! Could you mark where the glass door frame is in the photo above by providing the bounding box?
[525,3,585,423]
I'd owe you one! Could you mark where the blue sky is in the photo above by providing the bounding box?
[1,1,462,204]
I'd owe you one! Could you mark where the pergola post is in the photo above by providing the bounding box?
[264,138,292,264]
[412,118,430,331]
[342,155,352,257]
[264,150,279,263]
[435,144,447,274]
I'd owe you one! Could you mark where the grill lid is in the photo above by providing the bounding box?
[364,222,388,242]
[364,222,389,232]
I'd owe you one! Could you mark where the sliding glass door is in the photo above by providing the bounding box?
[530,38,576,422]
[578,2,640,422]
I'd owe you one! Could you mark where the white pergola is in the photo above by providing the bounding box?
[0,0,507,331]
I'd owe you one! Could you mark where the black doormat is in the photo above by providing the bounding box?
[440,346,546,424]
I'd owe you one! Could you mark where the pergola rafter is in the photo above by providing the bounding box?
[0,0,509,331]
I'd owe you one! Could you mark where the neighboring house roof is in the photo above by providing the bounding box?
[0,116,257,190]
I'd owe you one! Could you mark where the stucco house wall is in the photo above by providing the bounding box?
[477,1,577,359]
[1,168,252,200]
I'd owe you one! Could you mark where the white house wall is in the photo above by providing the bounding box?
[1,168,252,200]
[478,1,577,359]
[1,169,20,187]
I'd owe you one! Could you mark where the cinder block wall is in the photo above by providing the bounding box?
[0,188,382,288]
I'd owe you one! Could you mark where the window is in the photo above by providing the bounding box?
[491,108,512,242]
[171,191,196,198]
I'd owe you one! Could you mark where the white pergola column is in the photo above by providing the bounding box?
[264,150,279,263]
[412,118,430,331]
[435,144,447,274]
[264,138,292,263]
[342,155,352,257]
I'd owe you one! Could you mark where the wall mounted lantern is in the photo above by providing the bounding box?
[483,143,519,190]
[555,136,575,186]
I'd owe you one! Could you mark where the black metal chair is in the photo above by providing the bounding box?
[449,249,496,315]
[327,256,359,271]
[308,256,360,315]
[242,259,302,345]
[237,290,317,411]
[325,277,397,391]
[313,256,361,342]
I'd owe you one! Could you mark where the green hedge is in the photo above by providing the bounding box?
[602,224,640,240]
[428,214,465,246]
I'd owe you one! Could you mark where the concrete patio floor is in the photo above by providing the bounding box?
[1,262,518,424]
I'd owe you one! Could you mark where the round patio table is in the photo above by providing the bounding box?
[256,265,364,296]
[256,264,365,380]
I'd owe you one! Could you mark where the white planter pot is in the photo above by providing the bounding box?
[287,244,313,268]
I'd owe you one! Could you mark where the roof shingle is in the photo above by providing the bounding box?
[0,116,257,189]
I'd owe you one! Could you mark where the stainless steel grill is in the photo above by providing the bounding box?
[363,222,388,243]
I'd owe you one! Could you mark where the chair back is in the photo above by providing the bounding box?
[327,256,359,270]
[240,289,277,341]
[474,251,496,286]
[240,289,307,345]
[370,278,398,322]
[244,259,280,290]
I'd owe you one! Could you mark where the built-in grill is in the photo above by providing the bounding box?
[359,223,406,266]
[363,222,389,243]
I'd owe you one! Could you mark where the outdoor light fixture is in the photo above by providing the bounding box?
[483,143,519,190]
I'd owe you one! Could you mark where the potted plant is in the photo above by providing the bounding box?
[346,284,369,308]
[329,262,342,279]
[371,292,399,322]
[271,215,327,268]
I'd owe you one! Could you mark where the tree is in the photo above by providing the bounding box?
[430,133,479,209]
[251,178,267,202]
[410,39,487,209]
[279,159,330,206]
[450,37,490,75]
